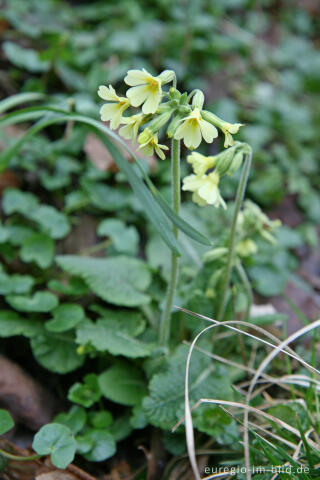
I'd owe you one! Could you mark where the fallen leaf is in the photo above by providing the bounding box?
[84,133,157,173]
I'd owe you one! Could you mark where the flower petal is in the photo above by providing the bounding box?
[100,103,120,121]
[198,181,219,205]
[124,69,150,86]
[119,123,133,140]
[139,143,154,157]
[154,145,166,160]
[98,85,118,101]
[142,89,161,114]
[200,120,218,143]
[188,152,215,176]
[182,174,204,192]
[192,192,207,206]
[126,85,149,107]
[183,122,202,149]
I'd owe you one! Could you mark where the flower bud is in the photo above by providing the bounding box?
[158,70,176,84]
[179,92,188,105]
[138,128,152,145]
[192,90,205,110]
[227,151,243,176]
[215,149,235,176]
[167,114,184,138]
[236,239,257,257]
[147,111,172,134]
[203,247,228,263]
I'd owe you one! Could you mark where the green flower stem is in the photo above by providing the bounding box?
[235,258,253,321]
[217,151,252,322]
[0,448,42,462]
[159,138,181,346]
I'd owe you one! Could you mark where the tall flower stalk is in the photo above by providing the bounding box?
[159,138,181,346]
[216,151,252,322]
[97,68,249,347]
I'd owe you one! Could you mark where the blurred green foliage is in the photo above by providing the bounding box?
[1,0,320,223]
[0,0,319,472]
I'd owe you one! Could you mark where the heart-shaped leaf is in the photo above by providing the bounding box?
[54,406,87,435]
[0,409,14,435]
[0,310,42,338]
[82,429,116,462]
[0,273,34,295]
[31,334,84,373]
[20,233,54,268]
[6,291,58,312]
[99,364,147,406]
[46,304,85,332]
[32,423,76,469]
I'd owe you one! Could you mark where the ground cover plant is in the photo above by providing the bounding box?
[0,1,319,479]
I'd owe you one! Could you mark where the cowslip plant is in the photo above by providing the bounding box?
[97,67,251,346]
[0,68,256,471]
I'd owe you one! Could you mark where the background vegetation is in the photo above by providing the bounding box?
[0,0,319,479]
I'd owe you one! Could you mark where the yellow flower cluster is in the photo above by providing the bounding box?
[98,68,243,162]
[182,152,226,208]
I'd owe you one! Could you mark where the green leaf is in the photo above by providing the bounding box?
[0,93,45,115]
[3,188,39,216]
[20,233,54,268]
[248,265,289,296]
[3,42,50,73]
[6,225,35,246]
[100,133,211,247]
[31,334,84,373]
[0,110,181,255]
[83,182,132,212]
[0,272,34,295]
[109,412,133,442]
[130,405,148,430]
[47,278,89,296]
[32,424,76,469]
[0,310,42,338]
[0,224,9,243]
[0,409,14,435]
[56,255,151,307]
[0,107,209,249]
[54,406,87,435]
[68,374,101,408]
[97,219,139,255]
[88,411,113,429]
[76,311,153,358]
[2,189,70,239]
[99,364,147,406]
[82,429,116,462]
[46,304,85,333]
[6,291,58,312]
[143,345,233,429]
[29,206,70,239]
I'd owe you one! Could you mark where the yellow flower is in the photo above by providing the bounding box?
[98,85,130,130]
[236,238,258,257]
[187,151,216,176]
[182,171,226,209]
[220,122,243,148]
[174,108,218,150]
[125,69,173,114]
[119,114,145,142]
[201,111,243,148]
[138,129,169,160]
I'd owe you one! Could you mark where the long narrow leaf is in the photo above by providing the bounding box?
[0,106,211,246]
[0,113,181,255]
[0,93,45,114]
